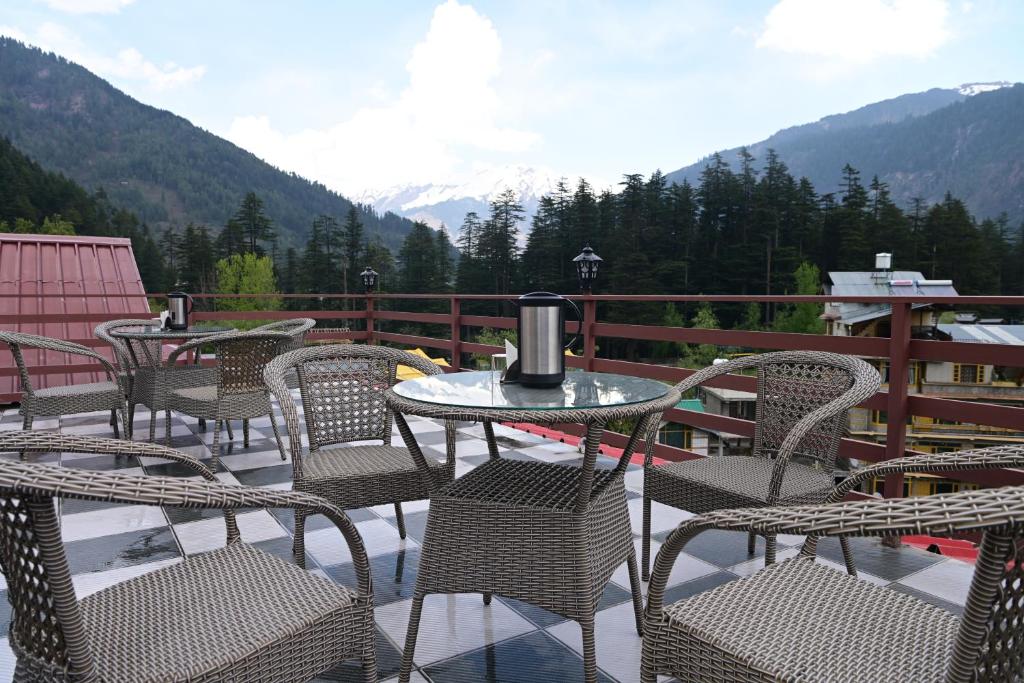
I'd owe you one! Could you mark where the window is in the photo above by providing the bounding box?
[659,424,693,450]
[871,410,887,425]
[874,360,918,384]
[952,364,984,384]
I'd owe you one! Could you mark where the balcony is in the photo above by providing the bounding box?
[1,291,1022,682]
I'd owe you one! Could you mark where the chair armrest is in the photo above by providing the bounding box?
[2,432,240,542]
[0,458,373,597]
[824,445,1024,504]
[646,486,1024,615]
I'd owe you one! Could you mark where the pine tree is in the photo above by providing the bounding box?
[231,192,275,255]
[341,206,364,295]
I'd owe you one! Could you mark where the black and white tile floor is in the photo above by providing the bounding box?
[0,400,975,682]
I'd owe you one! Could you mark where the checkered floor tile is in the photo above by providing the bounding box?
[0,398,976,682]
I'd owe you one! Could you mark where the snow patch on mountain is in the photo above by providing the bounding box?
[957,81,1013,96]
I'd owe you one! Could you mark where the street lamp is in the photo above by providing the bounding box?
[572,244,602,293]
[360,266,379,293]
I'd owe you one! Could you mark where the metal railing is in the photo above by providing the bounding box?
[3,291,1024,500]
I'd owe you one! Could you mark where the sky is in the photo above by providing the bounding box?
[1,0,1022,198]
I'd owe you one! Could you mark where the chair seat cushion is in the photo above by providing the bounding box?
[81,542,366,682]
[170,384,219,403]
[305,445,445,478]
[31,380,121,399]
[647,456,833,512]
[297,445,452,508]
[652,556,958,682]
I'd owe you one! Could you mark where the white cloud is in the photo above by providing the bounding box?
[757,0,951,64]
[11,21,204,91]
[38,0,135,14]
[224,0,539,197]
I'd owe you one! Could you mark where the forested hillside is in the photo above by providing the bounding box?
[666,84,1024,226]
[0,136,169,290]
[455,153,1024,332]
[0,38,414,249]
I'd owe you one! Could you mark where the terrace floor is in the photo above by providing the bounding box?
[0,398,976,683]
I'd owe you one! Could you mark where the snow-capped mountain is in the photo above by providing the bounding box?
[957,81,1013,96]
[358,165,593,235]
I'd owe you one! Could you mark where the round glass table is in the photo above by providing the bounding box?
[385,370,681,682]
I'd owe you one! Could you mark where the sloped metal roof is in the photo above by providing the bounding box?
[0,234,150,401]
[938,324,1024,345]
[826,271,959,325]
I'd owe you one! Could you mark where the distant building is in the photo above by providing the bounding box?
[826,255,1024,497]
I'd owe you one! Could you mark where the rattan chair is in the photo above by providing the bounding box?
[94,318,213,442]
[641,351,880,579]
[0,432,377,683]
[251,318,315,391]
[263,344,456,564]
[0,331,128,440]
[165,330,290,468]
[642,444,1024,683]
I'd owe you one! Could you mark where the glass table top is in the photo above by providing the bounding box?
[110,324,233,338]
[392,370,671,411]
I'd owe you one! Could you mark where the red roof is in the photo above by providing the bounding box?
[0,234,150,402]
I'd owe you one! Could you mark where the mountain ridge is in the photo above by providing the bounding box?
[665,82,1024,224]
[0,37,416,249]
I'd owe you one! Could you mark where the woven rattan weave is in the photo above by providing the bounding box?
[641,351,880,580]
[263,344,457,565]
[385,377,680,683]
[95,319,218,442]
[0,432,376,682]
[0,331,128,443]
[165,330,290,469]
[643,444,1024,683]
[252,318,315,390]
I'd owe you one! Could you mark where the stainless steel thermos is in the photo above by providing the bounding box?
[504,291,582,387]
[167,292,193,330]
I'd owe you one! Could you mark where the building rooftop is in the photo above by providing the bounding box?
[0,401,975,683]
[825,270,959,326]
[938,324,1024,345]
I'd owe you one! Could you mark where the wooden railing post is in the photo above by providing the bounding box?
[365,295,376,344]
[883,302,912,500]
[583,296,596,372]
[450,297,461,370]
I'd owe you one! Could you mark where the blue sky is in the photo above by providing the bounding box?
[1,0,1022,196]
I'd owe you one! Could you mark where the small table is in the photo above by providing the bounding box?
[386,370,680,683]
[110,324,233,366]
[109,324,233,439]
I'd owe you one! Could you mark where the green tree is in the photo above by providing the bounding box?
[772,262,825,334]
[215,253,282,328]
[232,192,275,255]
[683,303,720,369]
[342,206,364,295]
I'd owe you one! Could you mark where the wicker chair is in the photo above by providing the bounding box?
[251,318,315,390]
[0,432,377,683]
[642,444,1024,683]
[0,331,128,440]
[263,344,456,564]
[641,351,880,580]
[94,318,213,442]
[165,330,290,468]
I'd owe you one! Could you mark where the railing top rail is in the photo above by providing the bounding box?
[141,292,1024,305]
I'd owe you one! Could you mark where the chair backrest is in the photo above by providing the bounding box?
[94,319,160,371]
[211,332,290,397]
[749,352,864,469]
[0,331,100,399]
[266,344,442,451]
[0,481,95,680]
[251,318,315,353]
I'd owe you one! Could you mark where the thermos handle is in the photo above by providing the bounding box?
[564,297,582,350]
[186,294,194,315]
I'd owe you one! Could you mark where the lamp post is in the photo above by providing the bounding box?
[572,244,602,293]
[360,266,379,293]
